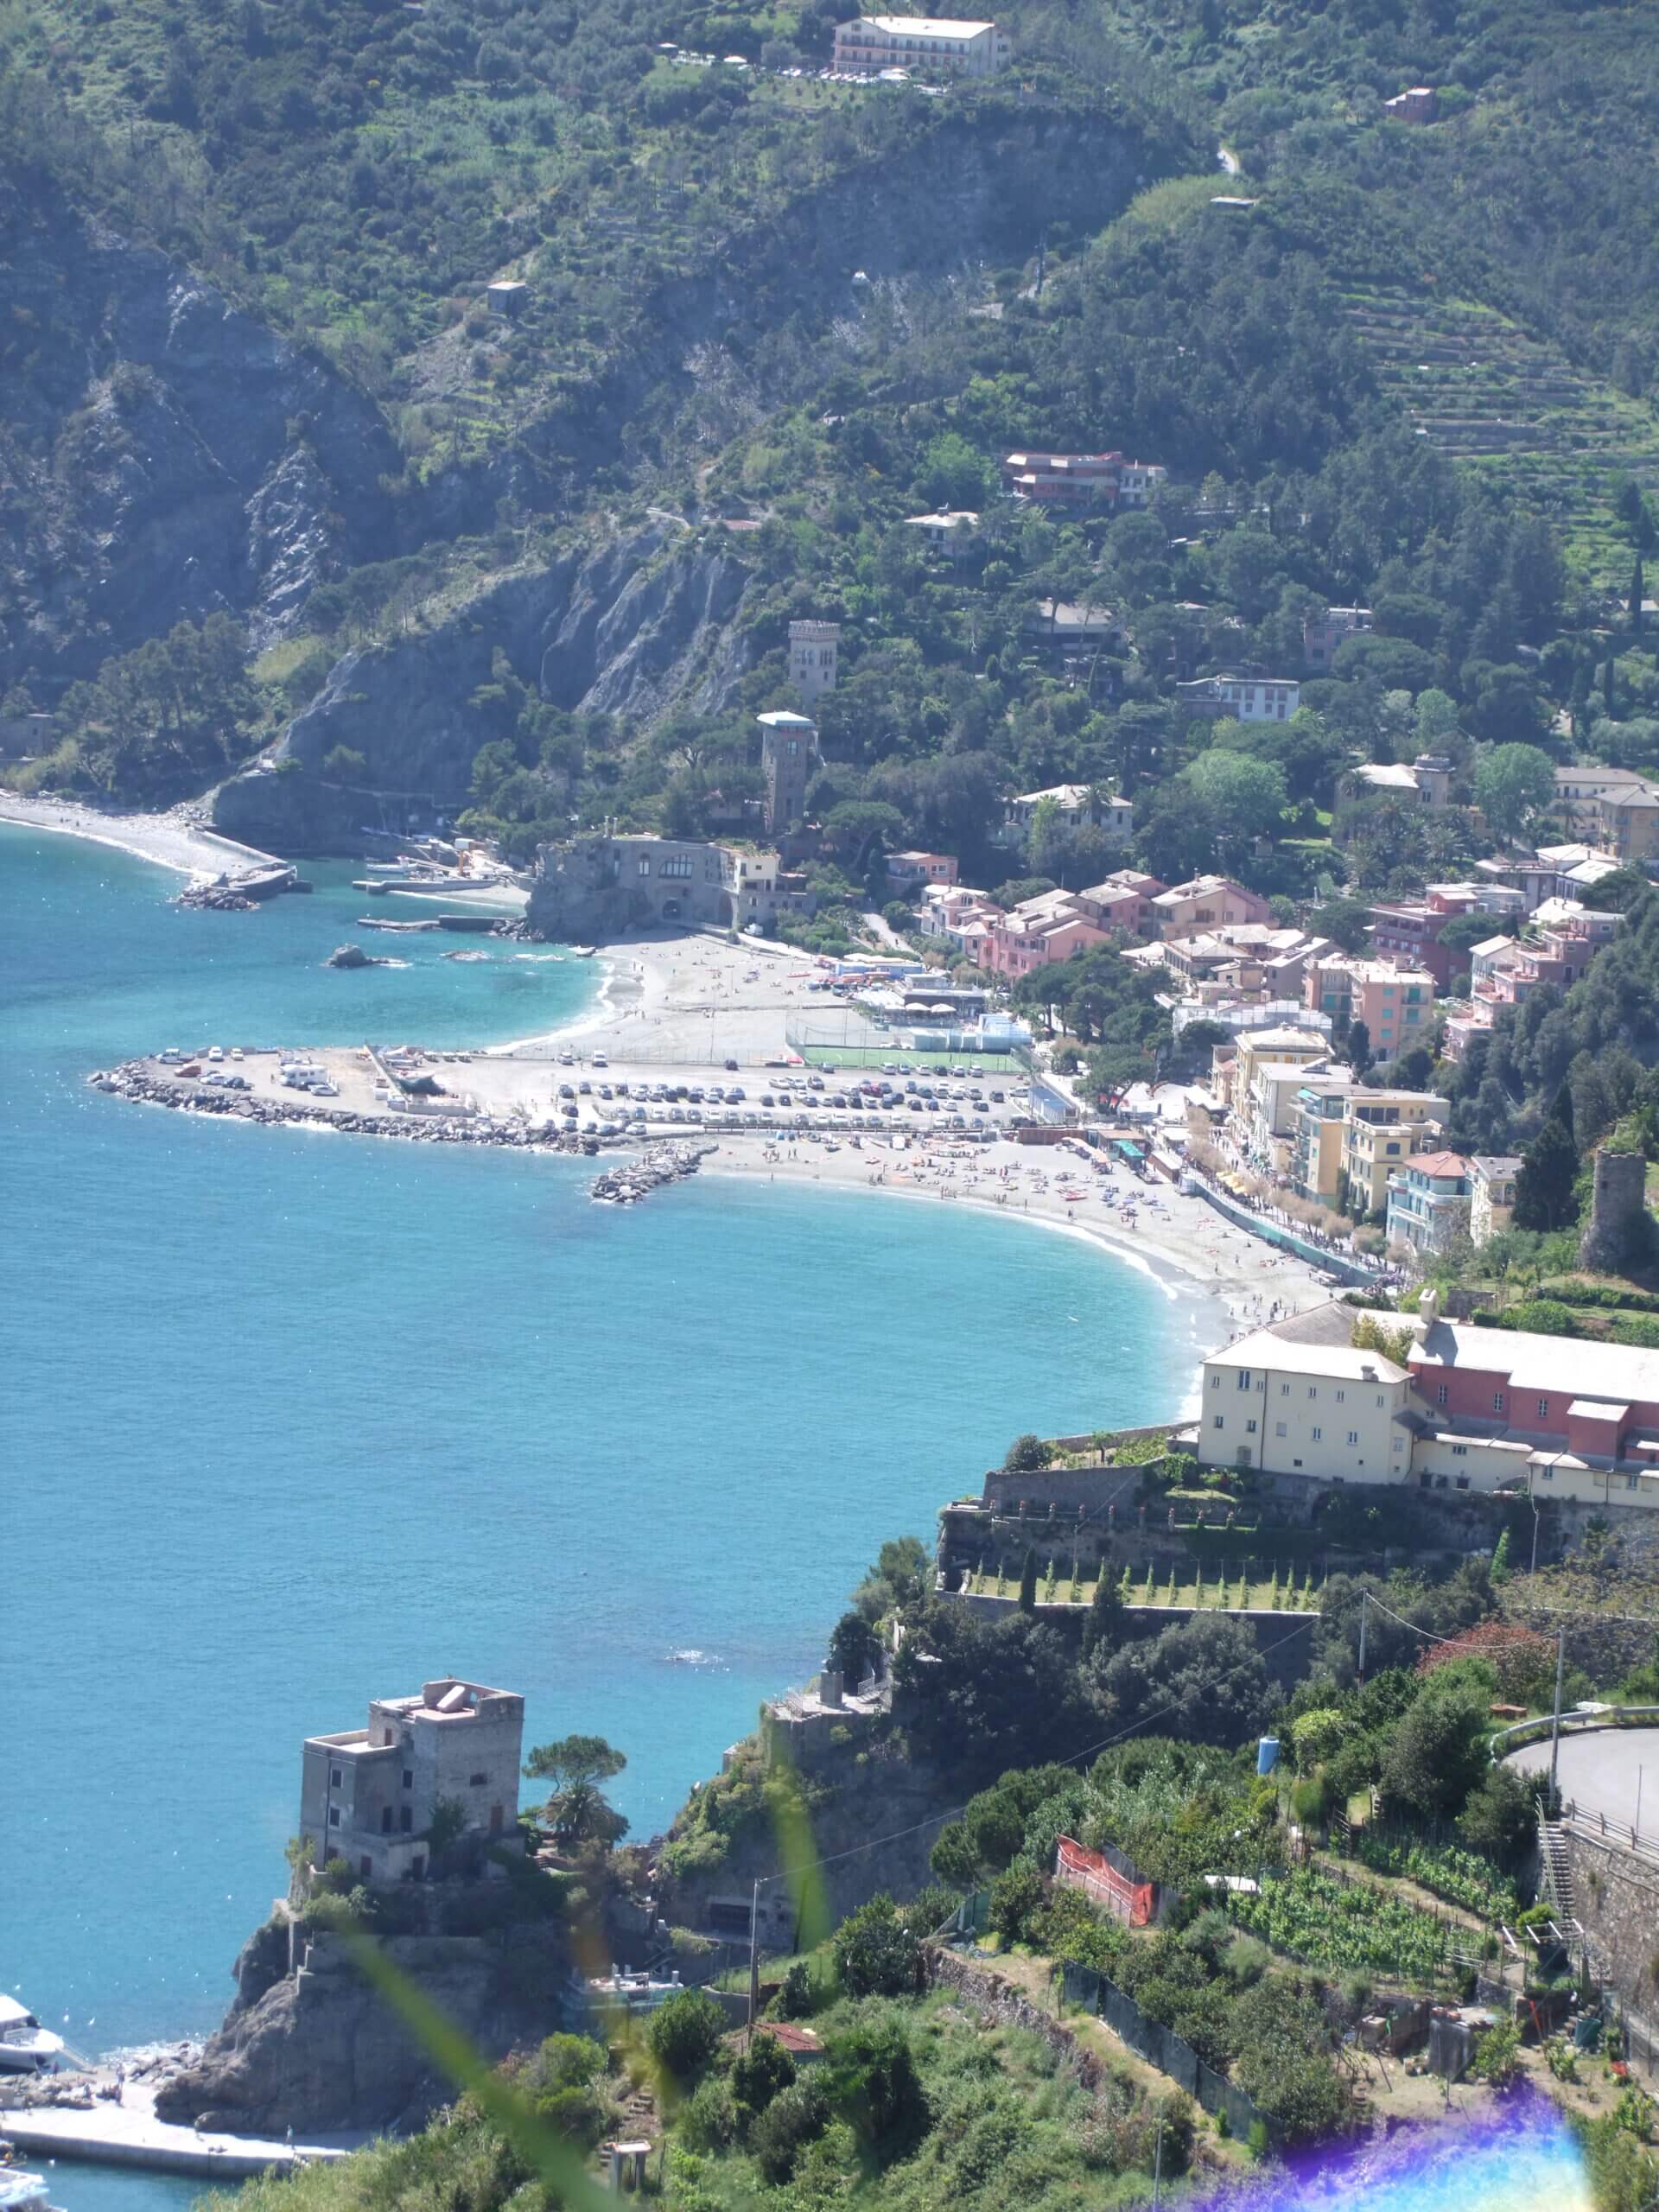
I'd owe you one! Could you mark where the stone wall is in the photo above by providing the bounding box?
[1563,1828,1659,2047]
[1499,1607,1657,1680]
[922,1949,1105,2088]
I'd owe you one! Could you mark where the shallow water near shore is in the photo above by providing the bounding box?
[2,828,1594,2212]
[2,830,1202,2105]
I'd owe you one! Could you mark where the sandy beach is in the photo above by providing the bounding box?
[8,781,1329,1339]
[0,791,277,878]
[95,918,1330,1345]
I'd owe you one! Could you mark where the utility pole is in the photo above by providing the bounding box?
[747,1879,761,2030]
[1152,2099,1164,2208]
[1357,1588,1368,1684]
[1529,1489,1541,1576]
[1548,1624,1567,1804]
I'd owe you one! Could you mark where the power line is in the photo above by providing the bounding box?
[1360,1591,1468,1648]
[751,1613,1318,1891]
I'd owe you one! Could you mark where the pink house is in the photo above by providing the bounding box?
[1151,874,1273,941]
[1074,870,1166,938]
[983,890,1111,978]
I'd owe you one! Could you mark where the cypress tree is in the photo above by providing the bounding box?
[1513,1108,1580,1231]
[1018,1546,1039,1612]
[1082,1568,1124,1658]
[1634,551,1646,638]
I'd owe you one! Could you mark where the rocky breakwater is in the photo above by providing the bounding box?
[591,1141,714,1204]
[176,861,303,912]
[150,1908,574,2137]
[90,1058,601,1154]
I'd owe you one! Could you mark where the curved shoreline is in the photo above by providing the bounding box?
[90,1056,1313,1352]
[0,791,279,878]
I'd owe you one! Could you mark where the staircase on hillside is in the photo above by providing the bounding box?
[1539,1816,1576,1920]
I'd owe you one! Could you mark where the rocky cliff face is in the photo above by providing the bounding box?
[213,526,749,850]
[0,168,399,696]
[660,1745,957,1948]
[154,1921,572,2137]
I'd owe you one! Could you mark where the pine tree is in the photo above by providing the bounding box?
[1514,1107,1580,1231]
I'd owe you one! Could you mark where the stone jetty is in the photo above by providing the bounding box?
[175,861,304,911]
[590,1141,715,1203]
[89,1065,718,1178]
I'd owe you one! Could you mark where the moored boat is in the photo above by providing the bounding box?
[0,1997,65,2075]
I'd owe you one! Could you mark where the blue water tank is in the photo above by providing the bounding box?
[1256,1736,1281,1777]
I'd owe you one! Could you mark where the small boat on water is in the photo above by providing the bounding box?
[0,2159,56,2212]
[571,946,597,958]
[0,1996,64,2075]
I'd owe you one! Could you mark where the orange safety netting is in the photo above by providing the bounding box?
[1056,1834,1154,1928]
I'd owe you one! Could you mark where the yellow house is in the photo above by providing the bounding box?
[1342,1092,1445,1217]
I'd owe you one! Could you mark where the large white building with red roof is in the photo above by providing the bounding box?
[1196,1294,1659,1511]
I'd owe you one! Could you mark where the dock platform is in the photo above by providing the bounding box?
[0,2090,361,2179]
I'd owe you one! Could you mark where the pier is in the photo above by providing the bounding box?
[0,2089,359,2179]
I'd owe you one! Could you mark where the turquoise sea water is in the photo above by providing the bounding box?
[3,824,1210,2206]
[0,829,1596,2212]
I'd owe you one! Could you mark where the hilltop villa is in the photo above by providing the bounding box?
[1198,1294,1659,1510]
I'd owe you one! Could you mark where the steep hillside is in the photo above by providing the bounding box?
[12,0,1659,865]
[0,165,400,695]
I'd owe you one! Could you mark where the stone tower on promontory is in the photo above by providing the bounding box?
[1578,1144,1652,1274]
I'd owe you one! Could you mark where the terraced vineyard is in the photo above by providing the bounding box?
[1344,283,1659,585]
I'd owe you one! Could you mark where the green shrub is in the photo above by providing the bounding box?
[732,2031,797,2132]
[680,2075,738,2151]
[645,1986,726,2085]
[833,1895,921,1998]
[750,2076,831,2182]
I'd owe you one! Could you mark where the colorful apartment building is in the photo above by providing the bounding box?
[979,890,1110,978]
[1161,926,1333,1008]
[1441,899,1624,1061]
[1302,956,1434,1055]
[1385,1149,1471,1257]
[886,850,958,891]
[1194,1294,1659,1508]
[1072,870,1166,938]
[1368,880,1522,988]
[916,883,1001,950]
[1287,1084,1446,1211]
